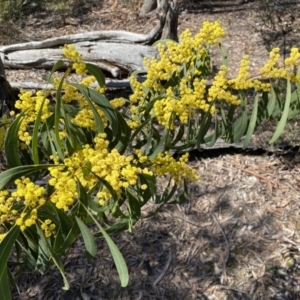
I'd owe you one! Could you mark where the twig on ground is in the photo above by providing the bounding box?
[152,252,172,287]
[167,210,210,228]
[231,164,278,192]
[219,285,252,300]
[211,212,230,282]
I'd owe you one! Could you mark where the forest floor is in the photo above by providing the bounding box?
[1,0,300,299]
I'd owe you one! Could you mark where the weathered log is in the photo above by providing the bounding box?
[0,42,158,77]
[0,2,179,78]
[0,30,160,53]
[0,28,161,77]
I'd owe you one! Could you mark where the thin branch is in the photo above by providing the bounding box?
[219,285,253,300]
[168,210,206,228]
[152,252,172,286]
[211,212,230,281]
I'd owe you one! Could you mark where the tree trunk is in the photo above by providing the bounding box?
[0,56,17,113]
[140,0,178,42]
[161,0,178,41]
[140,0,157,16]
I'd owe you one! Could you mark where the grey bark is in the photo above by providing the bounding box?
[161,0,178,41]
[140,0,178,42]
[0,57,17,113]
[140,0,157,16]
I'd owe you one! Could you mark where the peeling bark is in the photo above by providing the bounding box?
[0,29,161,78]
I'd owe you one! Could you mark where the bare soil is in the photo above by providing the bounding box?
[1,1,300,299]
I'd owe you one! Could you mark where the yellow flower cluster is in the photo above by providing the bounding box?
[0,177,46,232]
[128,21,231,129]
[228,55,258,91]
[128,20,300,130]
[260,47,300,82]
[110,97,126,109]
[285,48,300,69]
[195,20,226,45]
[151,152,199,185]
[49,133,153,208]
[40,219,56,238]
[14,90,52,145]
[63,44,86,75]
[153,77,212,128]
[72,107,107,130]
[129,75,146,103]
[208,65,240,105]
[260,48,286,79]
[60,45,107,129]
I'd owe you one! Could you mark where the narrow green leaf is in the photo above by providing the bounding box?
[32,97,47,164]
[155,180,177,205]
[70,84,118,135]
[149,127,169,160]
[268,86,277,117]
[36,226,69,290]
[206,114,220,148]
[94,218,129,237]
[270,79,292,144]
[85,63,106,88]
[53,228,64,253]
[55,222,79,254]
[177,179,189,204]
[219,42,228,68]
[226,97,248,143]
[74,179,89,219]
[0,226,20,300]
[90,216,129,287]
[114,111,131,153]
[36,229,52,273]
[170,124,185,147]
[0,266,11,300]
[138,174,156,204]
[49,60,65,80]
[49,130,64,161]
[75,216,97,259]
[144,127,154,156]
[4,112,26,168]
[21,227,39,253]
[257,91,270,122]
[0,165,60,190]
[54,73,68,150]
[127,191,141,231]
[85,95,104,133]
[196,112,212,150]
[76,201,129,287]
[243,93,259,149]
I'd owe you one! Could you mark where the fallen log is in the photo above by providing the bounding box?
[0,41,158,77]
[0,0,179,78]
